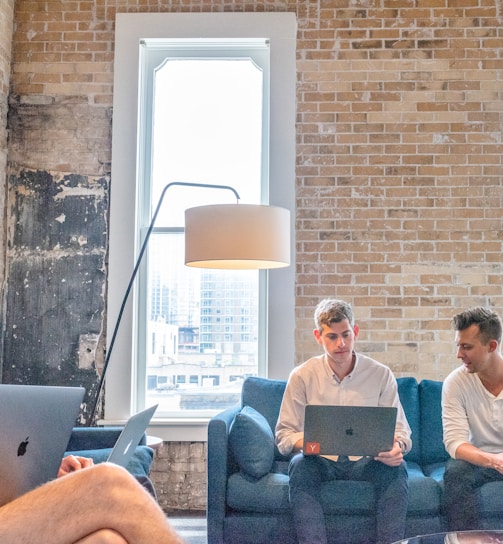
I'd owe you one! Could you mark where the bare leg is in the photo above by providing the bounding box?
[0,463,185,544]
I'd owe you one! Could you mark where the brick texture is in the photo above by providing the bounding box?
[4,0,503,511]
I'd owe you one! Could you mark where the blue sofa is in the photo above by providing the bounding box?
[207,376,503,544]
[65,426,154,479]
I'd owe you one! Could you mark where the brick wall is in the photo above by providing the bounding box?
[152,442,207,512]
[5,0,503,511]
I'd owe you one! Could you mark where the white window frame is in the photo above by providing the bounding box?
[107,12,296,440]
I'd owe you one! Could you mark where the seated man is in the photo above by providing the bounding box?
[275,298,411,544]
[442,306,503,531]
[0,455,185,543]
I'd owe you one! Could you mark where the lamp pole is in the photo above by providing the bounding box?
[87,182,240,426]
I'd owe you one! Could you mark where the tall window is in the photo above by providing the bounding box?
[108,13,296,437]
[137,40,269,417]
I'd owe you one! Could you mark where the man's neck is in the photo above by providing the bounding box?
[326,352,356,381]
[478,354,503,396]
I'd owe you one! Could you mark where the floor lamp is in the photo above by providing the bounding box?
[87,181,290,425]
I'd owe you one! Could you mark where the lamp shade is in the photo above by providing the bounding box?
[184,203,290,269]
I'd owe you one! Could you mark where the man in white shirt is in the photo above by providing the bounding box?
[275,298,411,544]
[442,306,503,531]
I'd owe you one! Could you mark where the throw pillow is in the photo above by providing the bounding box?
[66,446,153,477]
[229,405,275,479]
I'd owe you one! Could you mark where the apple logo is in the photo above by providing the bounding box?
[345,427,354,436]
[17,437,29,456]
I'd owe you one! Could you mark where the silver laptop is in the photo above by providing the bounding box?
[107,404,158,467]
[0,384,85,506]
[303,405,397,457]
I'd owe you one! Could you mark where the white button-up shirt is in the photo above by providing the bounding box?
[275,352,412,459]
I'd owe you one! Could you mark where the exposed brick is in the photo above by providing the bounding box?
[2,0,503,513]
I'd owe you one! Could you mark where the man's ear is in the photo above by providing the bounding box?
[313,328,322,345]
[353,324,360,338]
[488,339,498,353]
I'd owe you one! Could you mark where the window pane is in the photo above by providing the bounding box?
[152,58,263,226]
[143,54,264,416]
[146,233,258,414]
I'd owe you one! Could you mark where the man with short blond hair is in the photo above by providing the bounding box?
[276,298,411,544]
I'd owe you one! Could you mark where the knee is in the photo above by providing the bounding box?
[370,460,408,486]
[288,453,309,479]
[84,463,137,491]
[288,454,323,486]
[444,459,473,485]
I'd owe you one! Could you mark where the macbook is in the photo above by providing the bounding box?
[0,383,85,505]
[107,404,158,467]
[303,405,397,457]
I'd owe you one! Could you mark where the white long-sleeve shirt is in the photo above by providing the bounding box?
[442,365,503,458]
[275,352,412,457]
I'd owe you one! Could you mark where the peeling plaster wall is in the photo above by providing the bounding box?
[4,74,112,419]
[3,168,109,422]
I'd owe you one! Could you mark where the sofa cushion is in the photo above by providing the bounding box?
[241,377,290,461]
[66,445,153,478]
[229,405,275,479]
[227,471,291,512]
[419,380,449,466]
[227,472,375,515]
[241,377,286,432]
[397,377,420,464]
[405,461,442,516]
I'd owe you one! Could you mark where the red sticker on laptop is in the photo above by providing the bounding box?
[304,442,320,455]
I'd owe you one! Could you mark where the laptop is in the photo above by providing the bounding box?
[107,404,158,467]
[0,383,85,506]
[303,405,398,457]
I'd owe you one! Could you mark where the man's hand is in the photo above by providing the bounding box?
[374,440,404,467]
[486,452,503,475]
[57,455,94,477]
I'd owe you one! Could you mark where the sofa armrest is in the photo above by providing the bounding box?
[207,404,241,544]
[66,426,147,451]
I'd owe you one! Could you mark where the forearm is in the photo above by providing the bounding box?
[454,443,503,473]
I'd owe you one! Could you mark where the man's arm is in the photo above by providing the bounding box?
[441,370,503,471]
[275,373,305,455]
[452,443,503,474]
[442,371,472,459]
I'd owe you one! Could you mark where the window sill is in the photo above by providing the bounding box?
[99,417,209,442]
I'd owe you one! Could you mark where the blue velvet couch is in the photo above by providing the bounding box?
[207,376,503,544]
[65,426,154,479]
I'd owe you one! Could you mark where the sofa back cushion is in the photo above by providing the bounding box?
[229,405,275,478]
[419,380,449,466]
[397,377,420,464]
[241,376,287,430]
[241,377,288,460]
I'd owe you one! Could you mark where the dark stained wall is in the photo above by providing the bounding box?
[2,167,109,422]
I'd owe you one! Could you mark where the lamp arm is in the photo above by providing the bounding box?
[86,181,241,425]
